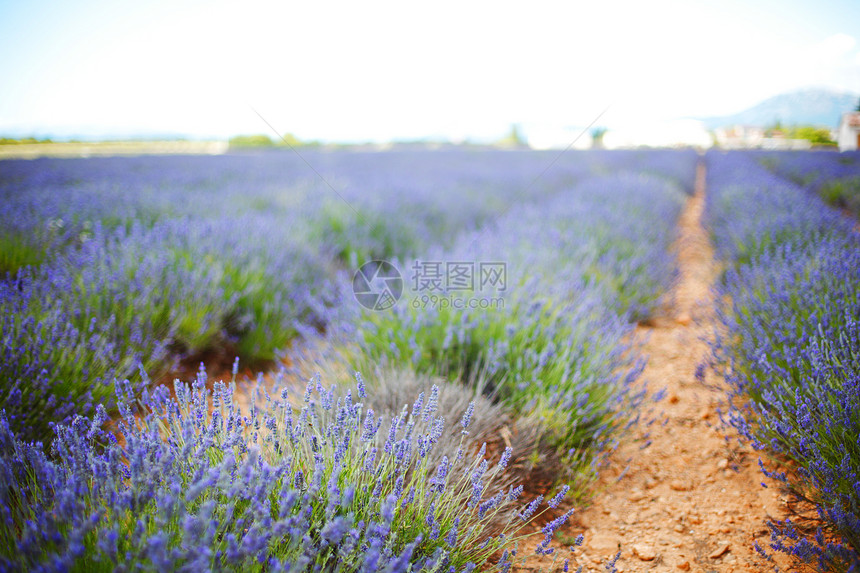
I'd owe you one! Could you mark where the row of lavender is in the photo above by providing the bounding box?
[0,149,696,570]
[0,151,594,441]
[1,149,695,442]
[756,149,860,217]
[705,151,860,570]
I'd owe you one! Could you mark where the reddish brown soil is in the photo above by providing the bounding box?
[516,163,792,572]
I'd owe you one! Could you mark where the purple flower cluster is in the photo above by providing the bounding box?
[582,148,699,194]
[704,151,851,265]
[0,215,341,441]
[756,150,860,218]
[757,148,860,192]
[1,149,696,444]
[0,370,567,571]
[706,150,860,570]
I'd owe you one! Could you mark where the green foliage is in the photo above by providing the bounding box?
[311,202,419,266]
[0,233,48,278]
[278,132,320,148]
[790,126,836,146]
[819,176,860,217]
[227,133,319,149]
[496,124,527,148]
[763,124,835,145]
[353,293,636,491]
[0,137,53,145]
[154,247,304,363]
[225,263,298,363]
[0,218,86,278]
[227,134,275,148]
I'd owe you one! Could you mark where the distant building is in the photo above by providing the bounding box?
[713,125,765,149]
[837,112,860,151]
[713,125,813,150]
[760,136,812,151]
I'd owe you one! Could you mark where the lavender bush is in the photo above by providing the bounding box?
[757,150,860,217]
[1,149,696,442]
[704,151,850,267]
[0,369,574,571]
[0,149,698,278]
[0,269,169,440]
[585,148,699,194]
[352,172,687,492]
[0,216,341,442]
[706,150,860,570]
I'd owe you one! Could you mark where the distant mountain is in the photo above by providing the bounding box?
[699,88,859,130]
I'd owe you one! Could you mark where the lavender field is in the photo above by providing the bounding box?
[705,150,860,571]
[1,148,858,571]
[756,149,860,217]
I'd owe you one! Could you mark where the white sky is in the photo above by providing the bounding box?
[0,0,858,142]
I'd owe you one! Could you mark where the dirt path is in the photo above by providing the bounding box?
[545,162,790,573]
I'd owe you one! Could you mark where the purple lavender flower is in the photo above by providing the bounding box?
[355,371,367,399]
[548,485,570,508]
[460,402,474,434]
[498,447,512,470]
[519,496,543,521]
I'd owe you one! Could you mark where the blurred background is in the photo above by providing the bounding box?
[1,0,858,148]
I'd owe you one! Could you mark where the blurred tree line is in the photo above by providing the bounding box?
[765,121,836,146]
[228,133,320,148]
[0,137,54,145]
